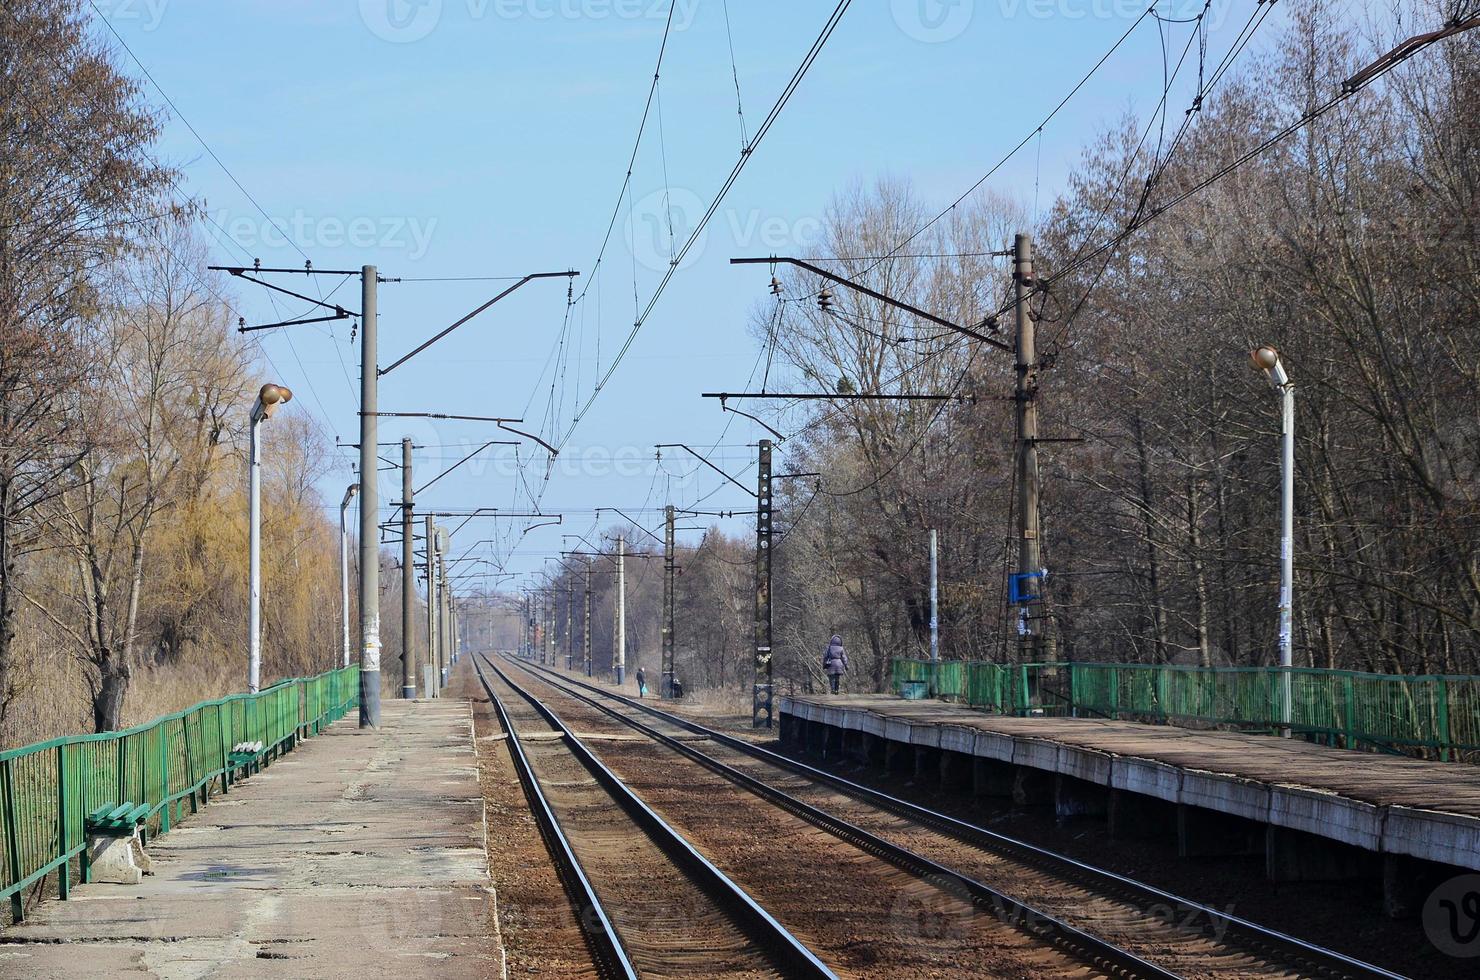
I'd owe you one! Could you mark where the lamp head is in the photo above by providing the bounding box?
[342,483,360,508]
[1249,346,1289,388]
[254,383,293,420]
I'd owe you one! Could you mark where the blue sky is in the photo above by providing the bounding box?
[91,0,1284,594]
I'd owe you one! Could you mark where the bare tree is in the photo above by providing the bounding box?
[0,0,169,724]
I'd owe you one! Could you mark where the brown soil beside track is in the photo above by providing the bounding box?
[476,660,787,978]
[498,659,1108,979]
[444,659,596,977]
[575,669,1459,980]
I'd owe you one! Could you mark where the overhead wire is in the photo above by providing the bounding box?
[555,0,855,455]
[82,3,349,442]
[89,1,310,265]
[506,4,854,572]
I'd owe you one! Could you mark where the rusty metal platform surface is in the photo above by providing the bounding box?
[0,700,503,979]
[781,693,1480,870]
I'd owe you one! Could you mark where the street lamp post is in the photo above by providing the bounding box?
[339,484,359,670]
[1251,346,1295,735]
[248,383,292,693]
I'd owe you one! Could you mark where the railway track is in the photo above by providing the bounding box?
[470,654,831,978]
[481,653,1184,978]
[505,654,1410,980]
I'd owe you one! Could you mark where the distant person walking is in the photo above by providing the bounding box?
[635,666,647,698]
[823,634,848,695]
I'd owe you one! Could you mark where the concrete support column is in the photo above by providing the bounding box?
[973,758,1014,798]
[1012,766,1054,807]
[1108,789,1175,840]
[778,712,796,746]
[1382,854,1452,920]
[821,725,842,760]
[912,745,940,782]
[807,720,828,755]
[1176,804,1262,859]
[1054,775,1109,823]
[1265,825,1375,883]
[939,750,973,793]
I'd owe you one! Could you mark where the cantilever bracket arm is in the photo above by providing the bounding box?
[597,507,664,545]
[731,256,1012,353]
[238,310,349,333]
[379,270,580,376]
[499,422,558,456]
[717,400,787,442]
[413,440,519,496]
[656,444,757,499]
[224,271,362,318]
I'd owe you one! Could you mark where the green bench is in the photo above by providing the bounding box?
[85,802,151,839]
[83,802,154,884]
[227,740,267,776]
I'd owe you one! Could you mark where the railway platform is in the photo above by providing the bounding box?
[780,693,1480,910]
[0,700,502,979]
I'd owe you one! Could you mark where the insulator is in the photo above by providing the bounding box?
[818,287,834,311]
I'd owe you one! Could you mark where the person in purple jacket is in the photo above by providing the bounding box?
[823,634,848,694]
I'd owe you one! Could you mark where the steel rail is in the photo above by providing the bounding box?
[514,656,1409,980]
[468,656,635,979]
[501,656,1178,980]
[475,654,836,979]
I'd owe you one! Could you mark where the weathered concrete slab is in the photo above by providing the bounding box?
[780,693,1480,872]
[939,723,976,755]
[0,700,504,980]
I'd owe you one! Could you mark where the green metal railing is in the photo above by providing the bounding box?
[0,665,359,921]
[891,658,1480,759]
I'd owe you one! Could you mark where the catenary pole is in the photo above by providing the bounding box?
[1013,236,1047,663]
[401,439,416,698]
[438,535,450,690]
[546,594,555,666]
[584,563,593,676]
[753,439,774,727]
[425,514,438,697]
[358,266,381,726]
[614,535,626,684]
[662,505,676,697]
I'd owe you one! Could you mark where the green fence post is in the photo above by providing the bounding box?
[220,704,232,795]
[1019,664,1031,716]
[158,725,171,834]
[1342,674,1356,750]
[56,745,69,901]
[1437,678,1451,763]
[3,759,24,922]
[116,738,126,809]
[183,717,198,814]
[1109,667,1120,719]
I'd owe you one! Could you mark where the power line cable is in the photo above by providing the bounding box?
[89,2,311,264]
[557,0,855,454]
